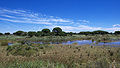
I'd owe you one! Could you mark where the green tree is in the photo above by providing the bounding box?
[79,31,92,35]
[52,27,63,36]
[41,28,51,36]
[67,32,73,36]
[28,31,36,37]
[5,32,10,35]
[36,31,42,37]
[0,33,3,35]
[93,30,108,35]
[13,31,25,36]
[21,32,27,36]
[114,31,120,34]
[69,32,73,36]
[61,31,67,36]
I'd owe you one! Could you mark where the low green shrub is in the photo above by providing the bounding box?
[0,40,8,46]
[6,42,51,57]
[6,44,47,57]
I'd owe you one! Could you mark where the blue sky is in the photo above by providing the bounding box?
[0,0,120,33]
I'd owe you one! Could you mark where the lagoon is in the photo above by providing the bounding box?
[8,40,120,47]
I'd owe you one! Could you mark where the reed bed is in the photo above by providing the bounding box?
[0,42,120,68]
[0,35,120,68]
[0,34,120,43]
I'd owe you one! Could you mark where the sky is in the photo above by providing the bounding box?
[0,0,120,33]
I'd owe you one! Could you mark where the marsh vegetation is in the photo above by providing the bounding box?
[0,27,120,68]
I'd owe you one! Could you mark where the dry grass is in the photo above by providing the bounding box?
[1,43,120,68]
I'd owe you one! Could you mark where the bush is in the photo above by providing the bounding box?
[0,41,8,46]
[41,29,51,36]
[13,31,27,36]
[6,44,38,57]
[28,31,36,37]
[0,33,3,36]
[6,43,49,57]
[4,32,10,35]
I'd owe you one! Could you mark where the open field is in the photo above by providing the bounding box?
[1,36,120,68]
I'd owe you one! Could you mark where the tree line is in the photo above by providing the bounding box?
[0,27,120,37]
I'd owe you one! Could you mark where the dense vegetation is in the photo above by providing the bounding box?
[0,41,120,68]
[0,27,120,68]
[0,27,120,37]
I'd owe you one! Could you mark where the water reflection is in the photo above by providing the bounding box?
[8,40,120,47]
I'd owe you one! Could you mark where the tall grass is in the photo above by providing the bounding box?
[1,35,120,68]
[0,34,120,43]
[0,60,67,68]
[3,43,120,68]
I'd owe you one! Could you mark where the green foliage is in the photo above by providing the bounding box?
[69,32,73,36]
[7,44,38,57]
[6,43,50,57]
[52,27,62,33]
[0,60,67,68]
[13,31,27,36]
[52,27,63,36]
[36,31,42,36]
[0,33,3,35]
[41,28,51,36]
[28,31,36,37]
[79,31,93,35]
[114,31,120,34]
[4,32,10,35]
[93,30,109,34]
[79,30,109,35]
[0,40,8,46]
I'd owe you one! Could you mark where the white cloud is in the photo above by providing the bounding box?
[104,27,120,32]
[0,18,52,25]
[113,24,120,27]
[1,8,119,33]
[1,15,17,18]
[0,9,26,14]
[46,24,120,33]
[0,8,73,25]
[46,25,102,32]
[78,20,89,23]
[49,19,71,22]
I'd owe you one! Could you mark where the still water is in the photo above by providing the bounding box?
[8,40,120,47]
[62,40,120,47]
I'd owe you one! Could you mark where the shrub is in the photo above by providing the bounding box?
[0,33,3,36]
[4,32,10,35]
[0,41,8,46]
[52,27,64,36]
[41,29,51,36]
[13,31,26,36]
[28,31,36,37]
[6,43,49,57]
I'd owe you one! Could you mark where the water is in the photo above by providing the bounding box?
[62,40,120,47]
[62,40,93,45]
[8,43,13,46]
[8,40,120,47]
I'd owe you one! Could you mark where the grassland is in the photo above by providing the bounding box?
[0,35,120,68]
[0,42,120,67]
[0,34,120,43]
